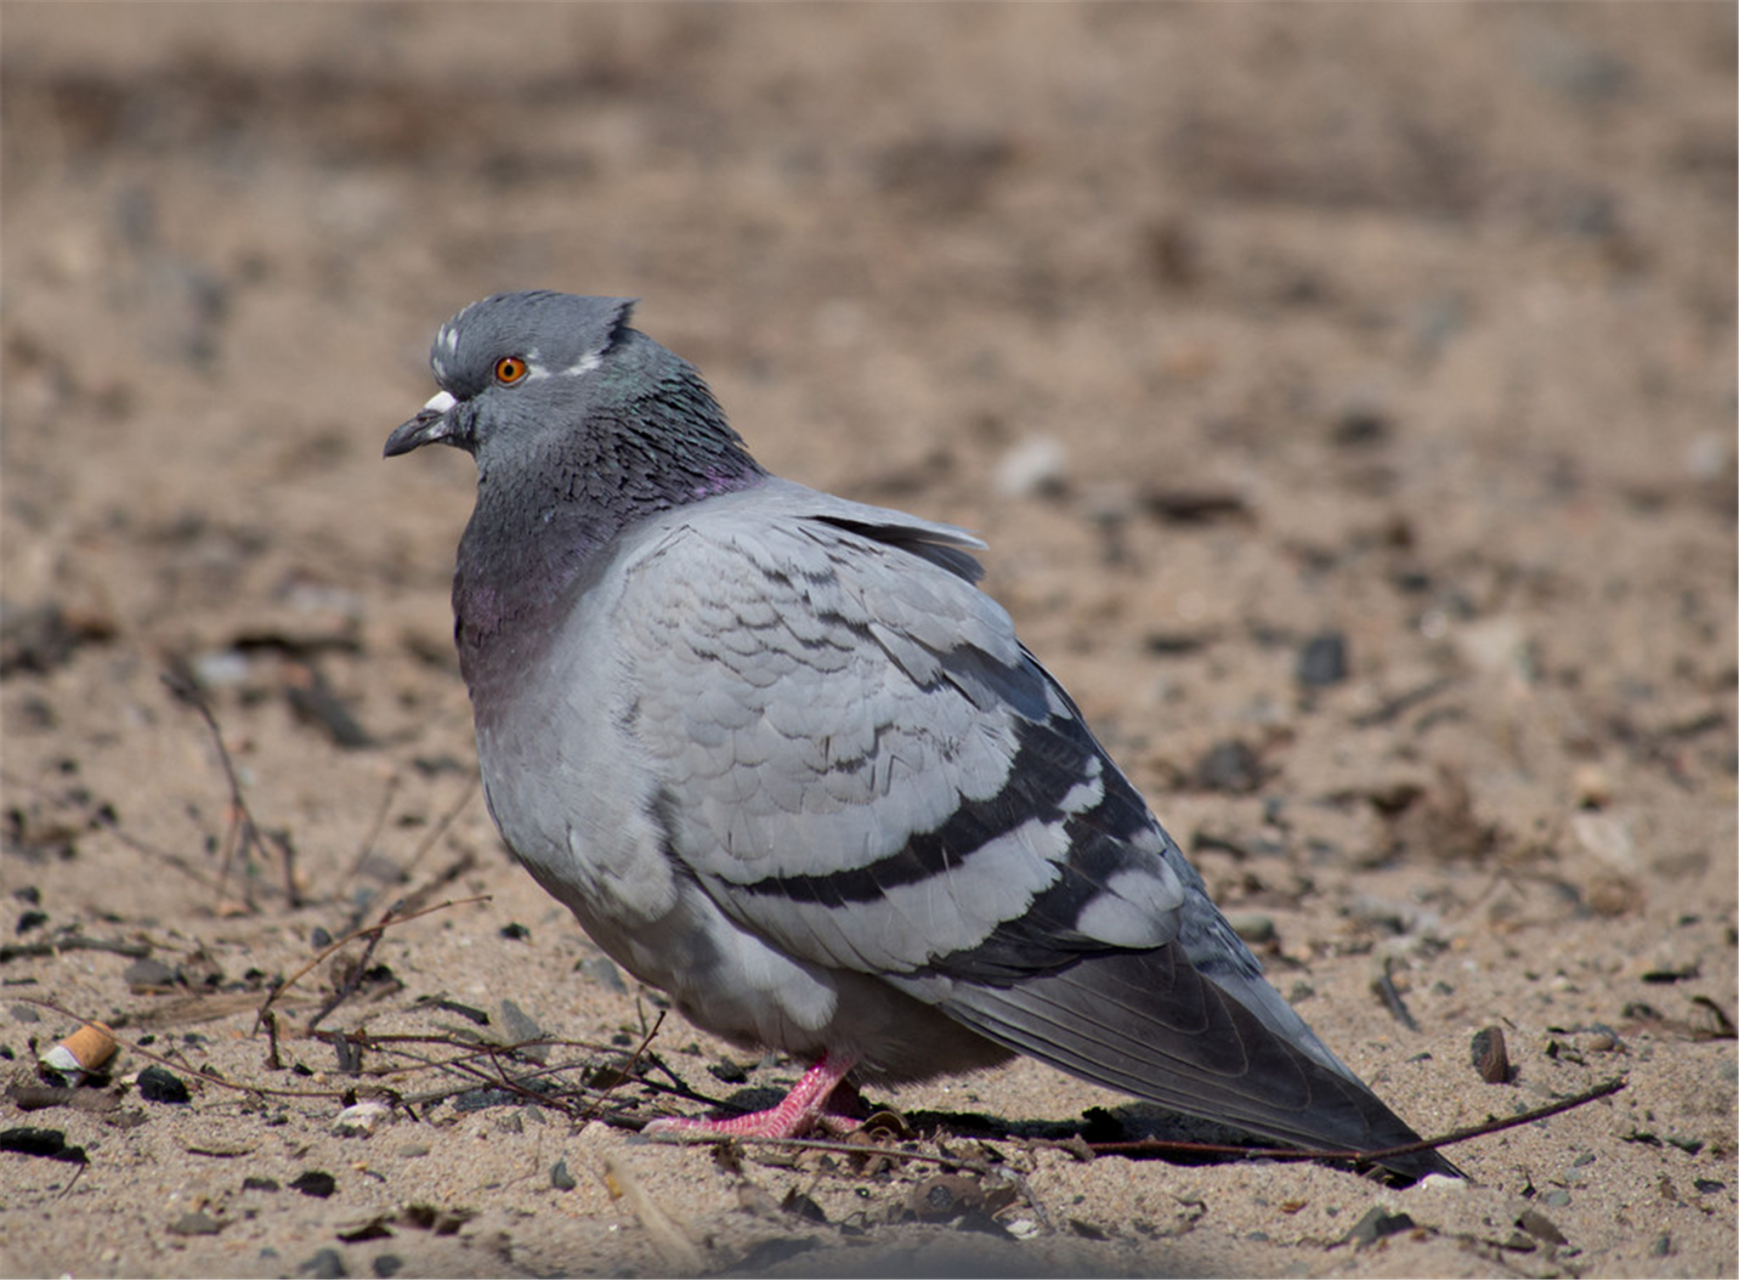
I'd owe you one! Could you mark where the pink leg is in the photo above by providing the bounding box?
[645,1051,859,1140]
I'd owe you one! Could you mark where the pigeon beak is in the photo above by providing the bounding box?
[384,390,460,457]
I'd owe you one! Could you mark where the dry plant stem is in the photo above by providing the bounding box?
[308,910,391,1033]
[337,772,399,904]
[1085,1076,1629,1167]
[161,671,277,912]
[0,934,153,963]
[262,1009,282,1070]
[0,764,244,903]
[252,894,489,1035]
[400,774,480,882]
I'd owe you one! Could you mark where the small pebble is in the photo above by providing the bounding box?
[551,1157,576,1191]
[1194,739,1262,793]
[1571,763,1612,809]
[168,1211,222,1237]
[191,649,251,688]
[123,958,176,990]
[577,956,627,993]
[993,435,1069,499]
[372,1257,404,1279]
[1471,1026,1512,1084]
[333,1101,390,1137]
[1228,914,1276,946]
[1541,1189,1572,1208]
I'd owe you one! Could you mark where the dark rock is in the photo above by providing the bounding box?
[728,1237,820,1273]
[1344,1206,1416,1247]
[498,999,547,1062]
[1297,632,1349,686]
[124,958,177,990]
[169,1211,222,1237]
[1516,1207,1568,1246]
[782,1186,829,1224]
[0,1126,86,1163]
[1194,739,1263,793]
[372,1257,404,1278]
[137,1065,191,1104]
[0,603,115,677]
[1331,408,1392,448]
[290,1169,337,1199]
[577,955,627,993]
[550,1157,576,1191]
[297,1248,347,1278]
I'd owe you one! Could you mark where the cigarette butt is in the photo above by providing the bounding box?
[41,1021,118,1078]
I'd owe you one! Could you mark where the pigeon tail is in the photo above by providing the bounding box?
[941,948,1464,1183]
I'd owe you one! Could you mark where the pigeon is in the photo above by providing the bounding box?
[385,290,1461,1182]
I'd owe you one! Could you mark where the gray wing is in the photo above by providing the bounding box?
[618,488,1457,1180]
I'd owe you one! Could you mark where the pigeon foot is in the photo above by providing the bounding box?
[645,1052,858,1140]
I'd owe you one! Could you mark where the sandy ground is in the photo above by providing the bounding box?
[2,5,1735,1277]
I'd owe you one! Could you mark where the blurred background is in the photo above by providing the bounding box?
[2,6,1735,1275]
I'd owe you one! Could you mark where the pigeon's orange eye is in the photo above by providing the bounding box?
[494,356,529,385]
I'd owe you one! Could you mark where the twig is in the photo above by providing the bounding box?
[307,906,392,1033]
[576,1010,666,1122]
[0,934,153,963]
[337,772,399,904]
[1350,676,1455,729]
[262,1009,282,1071]
[253,895,489,1035]
[162,670,274,912]
[1372,956,1419,1031]
[1084,1077,1628,1167]
[400,774,479,883]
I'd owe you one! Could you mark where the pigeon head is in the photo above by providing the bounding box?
[384,290,764,503]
